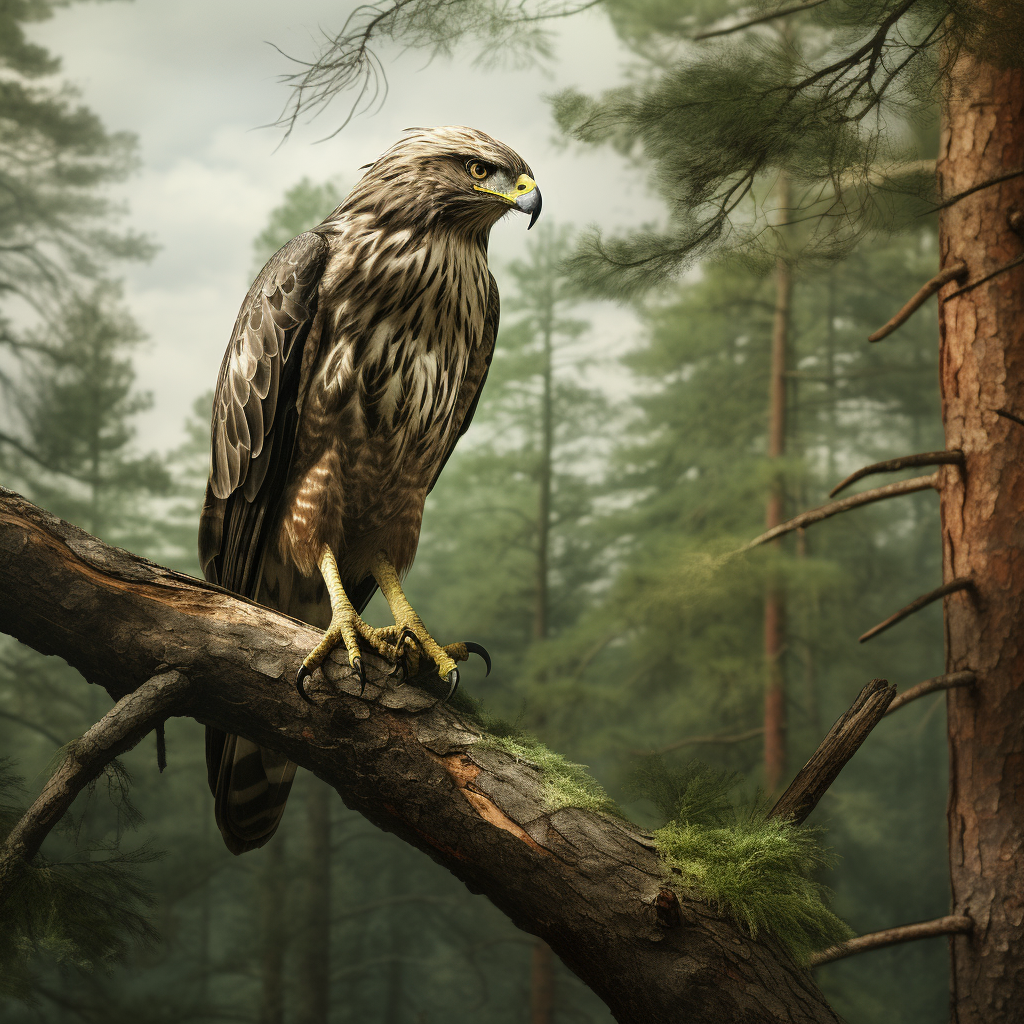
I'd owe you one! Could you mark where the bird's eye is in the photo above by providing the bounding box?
[467,160,491,180]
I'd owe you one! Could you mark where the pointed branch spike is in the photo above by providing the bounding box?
[868,262,968,341]
[859,578,974,644]
[829,451,963,498]
[885,671,976,715]
[996,408,1024,429]
[768,678,895,825]
[743,473,940,552]
[944,253,1024,301]
[811,915,973,967]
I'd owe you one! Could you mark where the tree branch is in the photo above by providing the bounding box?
[858,577,974,643]
[743,474,939,551]
[943,253,1024,301]
[885,671,975,715]
[0,671,191,908]
[768,679,895,826]
[867,262,967,341]
[829,451,963,497]
[810,915,972,967]
[0,489,841,1024]
[691,0,831,41]
[633,726,765,757]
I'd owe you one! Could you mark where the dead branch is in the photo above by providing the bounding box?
[944,253,1024,300]
[743,473,939,551]
[859,578,974,643]
[0,489,841,1024]
[996,408,1024,429]
[829,451,963,497]
[810,915,972,967]
[0,671,191,908]
[633,726,764,757]
[868,262,967,341]
[692,0,830,40]
[885,671,975,715]
[768,679,895,826]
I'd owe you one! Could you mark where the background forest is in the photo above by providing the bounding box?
[0,0,958,1022]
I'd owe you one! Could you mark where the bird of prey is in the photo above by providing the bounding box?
[198,126,541,854]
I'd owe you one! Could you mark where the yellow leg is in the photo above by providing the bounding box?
[369,551,488,700]
[296,548,400,702]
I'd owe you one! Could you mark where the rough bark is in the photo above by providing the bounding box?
[0,489,842,1024]
[937,51,1024,1024]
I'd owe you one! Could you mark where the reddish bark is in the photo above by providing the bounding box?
[937,50,1024,1024]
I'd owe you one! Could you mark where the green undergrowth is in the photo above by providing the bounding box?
[473,730,621,816]
[628,757,853,963]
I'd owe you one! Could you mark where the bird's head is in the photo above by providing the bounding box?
[346,126,542,235]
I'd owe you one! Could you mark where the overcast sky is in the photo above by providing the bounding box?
[31,0,660,452]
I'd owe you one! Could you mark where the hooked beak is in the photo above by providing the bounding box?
[474,173,543,229]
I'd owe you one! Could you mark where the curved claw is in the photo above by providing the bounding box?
[463,641,492,677]
[397,626,419,652]
[352,655,366,697]
[296,664,316,705]
[444,668,459,703]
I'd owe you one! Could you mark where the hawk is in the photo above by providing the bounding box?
[199,127,541,854]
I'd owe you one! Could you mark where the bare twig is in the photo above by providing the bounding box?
[633,726,764,757]
[930,168,1024,212]
[859,578,974,644]
[885,671,975,716]
[768,678,895,825]
[811,915,972,967]
[944,253,1024,301]
[829,451,963,497]
[0,671,191,909]
[868,262,967,341]
[692,0,830,40]
[743,474,939,551]
[996,408,1024,429]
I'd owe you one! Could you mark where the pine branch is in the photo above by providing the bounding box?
[858,578,974,643]
[810,915,972,967]
[691,0,831,41]
[885,671,975,715]
[742,474,939,551]
[867,262,967,341]
[0,671,190,908]
[0,488,842,1024]
[768,679,895,826]
[829,451,962,497]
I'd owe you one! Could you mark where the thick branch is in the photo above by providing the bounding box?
[0,490,841,1024]
[0,671,191,907]
[743,473,939,551]
[858,577,974,643]
[868,262,967,341]
[829,451,962,497]
[768,679,895,825]
[810,915,972,967]
[885,671,975,715]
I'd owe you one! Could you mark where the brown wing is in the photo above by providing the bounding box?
[199,230,330,592]
[199,230,329,855]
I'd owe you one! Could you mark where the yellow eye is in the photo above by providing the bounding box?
[467,161,490,180]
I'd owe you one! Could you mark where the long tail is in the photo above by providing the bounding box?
[205,553,377,854]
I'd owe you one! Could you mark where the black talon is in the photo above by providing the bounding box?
[296,664,316,705]
[463,641,492,677]
[444,668,460,703]
[352,655,366,697]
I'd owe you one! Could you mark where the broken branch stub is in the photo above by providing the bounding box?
[768,679,895,826]
[829,451,963,498]
[868,262,967,342]
[885,671,976,715]
[858,578,974,643]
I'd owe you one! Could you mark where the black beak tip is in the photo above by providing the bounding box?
[516,187,542,230]
[528,190,542,230]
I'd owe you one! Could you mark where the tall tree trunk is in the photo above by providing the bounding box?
[530,289,557,1024]
[937,49,1024,1024]
[764,175,792,793]
[297,778,332,1024]
[259,836,287,1024]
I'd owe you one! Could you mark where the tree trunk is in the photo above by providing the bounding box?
[297,778,332,1024]
[765,175,792,793]
[937,51,1024,1024]
[0,489,843,1024]
[259,837,287,1024]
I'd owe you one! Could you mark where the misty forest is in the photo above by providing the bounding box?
[0,0,1022,1022]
